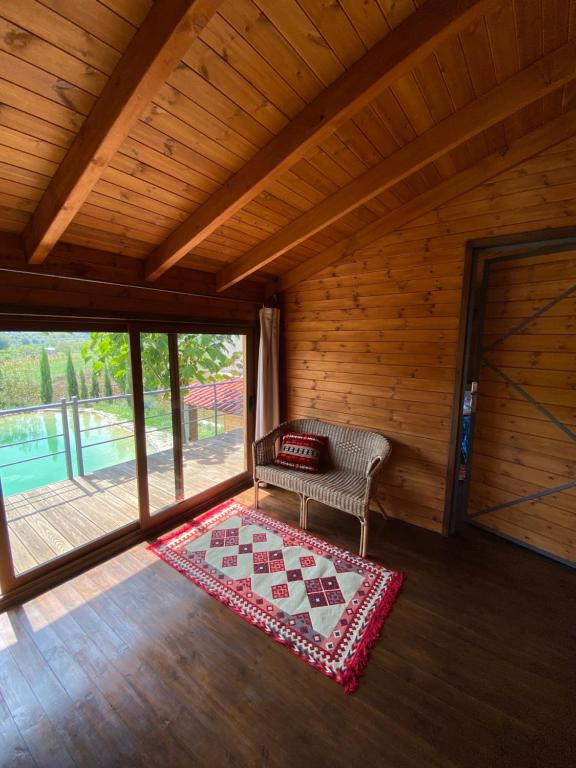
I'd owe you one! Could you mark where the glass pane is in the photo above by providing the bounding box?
[178,333,246,498]
[140,332,178,514]
[0,330,138,575]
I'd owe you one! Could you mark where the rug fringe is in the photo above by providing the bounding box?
[340,570,405,694]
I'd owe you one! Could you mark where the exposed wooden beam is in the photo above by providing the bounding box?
[216,41,576,291]
[145,0,496,282]
[24,0,223,265]
[273,109,576,293]
[0,233,264,303]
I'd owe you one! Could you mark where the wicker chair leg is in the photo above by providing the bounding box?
[301,497,310,529]
[254,480,259,509]
[359,513,370,558]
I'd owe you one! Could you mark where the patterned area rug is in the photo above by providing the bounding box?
[148,499,404,693]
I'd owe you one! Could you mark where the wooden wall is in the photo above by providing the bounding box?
[0,239,262,325]
[283,135,576,534]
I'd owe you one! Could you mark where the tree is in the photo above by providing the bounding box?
[79,368,88,400]
[104,367,113,397]
[39,347,53,404]
[66,350,79,399]
[90,368,100,399]
[82,332,242,393]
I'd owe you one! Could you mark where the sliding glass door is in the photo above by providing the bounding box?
[139,331,247,520]
[140,332,179,514]
[0,329,139,578]
[0,322,252,596]
[178,333,246,500]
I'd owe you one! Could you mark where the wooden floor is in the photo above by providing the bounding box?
[4,430,244,575]
[1,486,575,768]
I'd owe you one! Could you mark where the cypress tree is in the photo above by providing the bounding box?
[66,350,79,399]
[90,368,100,399]
[79,368,88,400]
[104,367,113,397]
[39,347,53,404]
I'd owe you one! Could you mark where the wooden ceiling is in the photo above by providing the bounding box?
[0,0,575,294]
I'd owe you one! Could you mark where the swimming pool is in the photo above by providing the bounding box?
[0,408,152,497]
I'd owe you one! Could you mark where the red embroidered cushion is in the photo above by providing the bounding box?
[273,432,327,473]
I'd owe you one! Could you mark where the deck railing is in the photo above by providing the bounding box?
[0,380,243,486]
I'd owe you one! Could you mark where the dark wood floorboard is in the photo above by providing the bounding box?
[1,485,575,768]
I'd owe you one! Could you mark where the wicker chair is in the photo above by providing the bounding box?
[252,419,392,557]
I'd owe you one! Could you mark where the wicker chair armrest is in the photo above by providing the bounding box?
[365,446,392,479]
[363,441,392,507]
[253,423,289,466]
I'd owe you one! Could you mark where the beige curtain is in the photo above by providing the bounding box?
[255,307,280,440]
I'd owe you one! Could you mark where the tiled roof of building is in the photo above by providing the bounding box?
[183,377,243,415]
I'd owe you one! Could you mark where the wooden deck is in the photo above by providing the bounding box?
[4,430,245,575]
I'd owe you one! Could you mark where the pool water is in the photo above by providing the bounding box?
[0,409,142,497]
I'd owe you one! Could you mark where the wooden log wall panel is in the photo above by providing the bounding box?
[0,269,258,324]
[0,234,265,303]
[283,135,576,534]
[0,230,262,325]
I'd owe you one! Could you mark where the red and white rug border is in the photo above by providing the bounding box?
[148,499,404,694]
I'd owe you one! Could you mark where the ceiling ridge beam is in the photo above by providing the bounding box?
[272,108,576,293]
[215,41,576,291]
[24,0,223,265]
[145,0,496,282]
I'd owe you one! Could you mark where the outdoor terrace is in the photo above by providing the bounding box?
[3,429,245,575]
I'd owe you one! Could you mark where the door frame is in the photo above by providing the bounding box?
[0,317,256,601]
[446,226,576,543]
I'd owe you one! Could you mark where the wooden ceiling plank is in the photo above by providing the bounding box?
[459,17,506,154]
[0,163,49,192]
[0,144,57,178]
[0,76,84,133]
[252,0,345,87]
[145,0,496,281]
[296,0,366,69]
[0,104,75,149]
[216,41,576,290]
[200,15,306,119]
[99,0,152,28]
[542,0,571,124]
[0,0,121,75]
[37,0,137,52]
[274,107,576,293]
[338,0,391,49]
[181,40,290,135]
[0,17,108,97]
[219,0,322,103]
[508,0,544,140]
[23,0,223,265]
